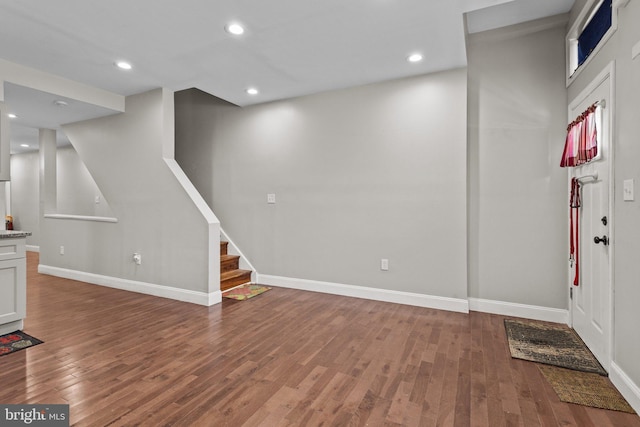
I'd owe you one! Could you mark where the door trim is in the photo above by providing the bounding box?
[567,60,615,372]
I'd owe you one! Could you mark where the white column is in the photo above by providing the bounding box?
[4,181,10,215]
[39,128,57,215]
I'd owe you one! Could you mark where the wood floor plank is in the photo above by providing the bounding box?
[1,252,638,426]
[520,362,558,427]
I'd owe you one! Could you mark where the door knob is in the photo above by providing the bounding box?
[594,235,609,246]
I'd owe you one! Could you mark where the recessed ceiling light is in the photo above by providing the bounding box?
[116,61,132,70]
[7,113,17,119]
[246,87,259,95]
[226,23,245,35]
[408,53,424,63]
[20,144,29,148]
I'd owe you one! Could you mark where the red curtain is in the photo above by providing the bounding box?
[560,103,598,167]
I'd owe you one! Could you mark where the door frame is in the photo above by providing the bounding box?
[567,61,615,371]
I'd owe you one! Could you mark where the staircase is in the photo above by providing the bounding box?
[220,241,252,291]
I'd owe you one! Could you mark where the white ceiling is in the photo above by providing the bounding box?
[6,83,120,152]
[1,0,574,153]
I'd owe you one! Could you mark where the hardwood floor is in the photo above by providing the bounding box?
[1,252,638,426]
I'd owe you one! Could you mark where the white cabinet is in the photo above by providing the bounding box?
[0,238,26,329]
[0,101,10,181]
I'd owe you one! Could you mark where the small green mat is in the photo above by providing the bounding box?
[222,284,271,301]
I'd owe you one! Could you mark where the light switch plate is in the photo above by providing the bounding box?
[267,193,276,204]
[623,179,634,201]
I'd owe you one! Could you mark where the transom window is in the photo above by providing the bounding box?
[566,0,619,83]
[578,0,612,66]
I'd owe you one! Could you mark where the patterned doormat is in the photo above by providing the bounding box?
[222,284,271,301]
[0,331,43,356]
[539,365,635,413]
[504,319,606,375]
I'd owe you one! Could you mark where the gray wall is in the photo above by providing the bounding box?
[176,69,468,299]
[567,0,640,389]
[10,145,114,248]
[9,151,39,246]
[37,89,212,293]
[467,19,569,308]
[56,145,113,217]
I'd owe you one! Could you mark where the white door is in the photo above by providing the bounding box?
[569,69,612,371]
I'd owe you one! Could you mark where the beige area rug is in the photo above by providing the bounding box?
[539,365,636,414]
[504,319,606,375]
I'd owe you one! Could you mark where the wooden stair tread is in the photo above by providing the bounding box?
[220,268,252,291]
[221,269,252,280]
[220,253,240,274]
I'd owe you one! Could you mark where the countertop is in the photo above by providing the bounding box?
[0,230,32,239]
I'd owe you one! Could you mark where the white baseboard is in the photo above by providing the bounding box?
[26,245,40,253]
[610,362,640,414]
[258,274,469,313]
[469,297,569,324]
[38,264,221,307]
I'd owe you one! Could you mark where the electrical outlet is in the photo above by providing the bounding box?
[133,253,142,265]
[267,193,276,204]
[95,195,101,204]
[381,259,389,271]
[59,246,64,255]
